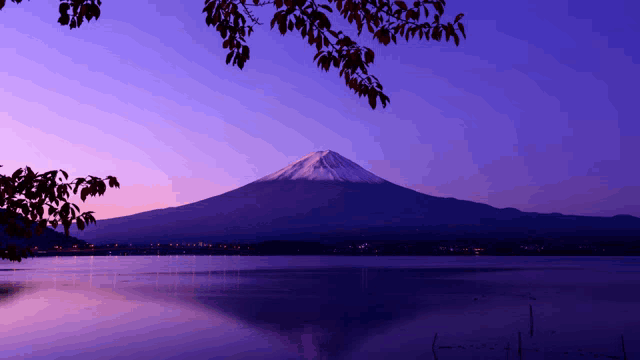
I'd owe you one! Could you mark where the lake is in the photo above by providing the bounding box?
[0,256,639,359]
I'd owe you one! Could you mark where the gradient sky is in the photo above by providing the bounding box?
[1,0,639,219]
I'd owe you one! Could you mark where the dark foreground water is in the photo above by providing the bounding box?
[0,256,639,360]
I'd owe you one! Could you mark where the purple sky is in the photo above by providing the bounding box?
[1,0,639,219]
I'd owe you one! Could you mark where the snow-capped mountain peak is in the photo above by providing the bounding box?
[256,150,386,184]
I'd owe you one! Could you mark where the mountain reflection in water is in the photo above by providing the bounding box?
[1,256,639,360]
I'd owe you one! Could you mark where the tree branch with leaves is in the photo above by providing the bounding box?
[1,0,466,109]
[0,164,120,261]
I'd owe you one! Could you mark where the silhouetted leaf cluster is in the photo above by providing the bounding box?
[0,0,102,28]
[1,0,465,109]
[203,0,254,69]
[57,0,102,29]
[0,165,119,242]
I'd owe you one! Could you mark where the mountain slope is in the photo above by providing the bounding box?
[69,151,640,245]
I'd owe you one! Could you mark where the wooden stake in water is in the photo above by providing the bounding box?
[621,335,627,360]
[518,331,522,360]
[529,304,534,337]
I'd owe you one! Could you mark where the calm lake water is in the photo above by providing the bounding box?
[0,256,639,360]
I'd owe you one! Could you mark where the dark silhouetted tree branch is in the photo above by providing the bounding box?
[0,0,466,109]
[0,164,120,261]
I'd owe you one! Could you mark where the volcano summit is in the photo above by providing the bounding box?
[256,150,385,184]
[69,151,640,249]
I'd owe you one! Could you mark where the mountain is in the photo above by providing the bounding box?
[68,150,640,246]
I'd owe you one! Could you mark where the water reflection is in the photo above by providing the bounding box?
[0,256,639,359]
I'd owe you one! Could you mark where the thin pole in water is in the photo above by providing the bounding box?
[518,331,522,360]
[529,304,534,337]
[622,335,627,360]
[505,341,510,360]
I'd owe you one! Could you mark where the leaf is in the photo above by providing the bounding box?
[319,4,332,12]
[80,187,90,202]
[394,1,407,10]
[79,4,88,19]
[278,17,287,35]
[434,1,444,16]
[77,218,85,231]
[367,22,374,34]
[454,13,464,23]
[107,177,120,188]
[91,4,100,20]
[73,178,85,193]
[59,3,70,15]
[379,92,390,108]
[364,48,374,64]
[458,23,466,39]
[0,0,5,11]
[447,23,455,41]
[453,31,459,46]
[368,91,377,109]
[61,202,70,216]
[11,169,23,180]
